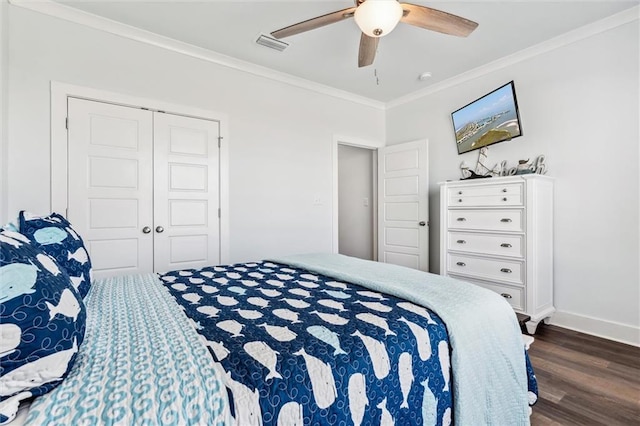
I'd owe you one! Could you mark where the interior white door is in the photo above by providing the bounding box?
[377,140,429,271]
[67,98,154,278]
[153,112,221,273]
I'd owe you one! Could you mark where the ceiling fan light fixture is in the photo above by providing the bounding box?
[354,0,403,38]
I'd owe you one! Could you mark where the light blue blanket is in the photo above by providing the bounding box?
[24,274,229,426]
[271,253,529,426]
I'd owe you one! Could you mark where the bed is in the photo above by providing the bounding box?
[9,253,537,425]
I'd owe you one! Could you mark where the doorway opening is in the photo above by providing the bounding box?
[333,137,430,271]
[335,141,379,261]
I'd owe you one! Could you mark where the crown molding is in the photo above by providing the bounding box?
[7,0,386,110]
[387,5,640,109]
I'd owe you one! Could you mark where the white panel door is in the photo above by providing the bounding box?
[377,140,429,271]
[68,98,154,278]
[153,112,220,273]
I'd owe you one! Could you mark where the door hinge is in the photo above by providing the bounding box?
[65,117,68,130]
[218,208,221,218]
[218,136,222,148]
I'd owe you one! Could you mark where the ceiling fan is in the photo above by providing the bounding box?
[271,0,478,68]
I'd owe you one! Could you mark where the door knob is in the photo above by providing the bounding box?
[142,226,151,234]
[418,221,426,226]
[155,226,164,233]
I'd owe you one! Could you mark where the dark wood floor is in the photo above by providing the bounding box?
[528,324,640,425]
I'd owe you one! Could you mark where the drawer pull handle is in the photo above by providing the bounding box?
[500,218,512,223]
[458,199,463,203]
[502,197,508,201]
[456,262,466,267]
[501,293,513,299]
[500,268,512,273]
[458,191,463,195]
[456,240,466,244]
[500,243,512,248]
[457,217,466,222]
[502,188,508,193]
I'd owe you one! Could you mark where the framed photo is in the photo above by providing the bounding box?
[451,81,523,155]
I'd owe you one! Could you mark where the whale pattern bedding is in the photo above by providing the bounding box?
[160,260,538,425]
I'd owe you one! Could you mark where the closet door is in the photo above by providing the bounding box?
[67,98,154,278]
[153,112,221,273]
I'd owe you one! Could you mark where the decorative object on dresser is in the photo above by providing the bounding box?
[474,147,501,177]
[460,149,549,180]
[460,161,471,178]
[515,159,534,175]
[497,154,548,176]
[460,148,499,179]
[439,175,554,334]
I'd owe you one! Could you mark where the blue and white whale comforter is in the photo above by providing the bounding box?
[160,254,538,425]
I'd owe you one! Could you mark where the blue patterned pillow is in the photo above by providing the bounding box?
[0,230,86,424]
[19,212,92,299]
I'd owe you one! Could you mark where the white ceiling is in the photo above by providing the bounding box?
[57,0,639,102]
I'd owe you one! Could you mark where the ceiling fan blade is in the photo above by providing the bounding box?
[399,3,478,37]
[271,7,357,39]
[358,33,379,68]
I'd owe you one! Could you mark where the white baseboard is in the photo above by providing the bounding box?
[549,310,640,347]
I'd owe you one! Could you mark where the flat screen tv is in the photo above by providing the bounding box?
[451,81,523,155]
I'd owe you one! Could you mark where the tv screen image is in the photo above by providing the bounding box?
[451,81,523,155]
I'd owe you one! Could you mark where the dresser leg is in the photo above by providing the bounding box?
[525,320,540,335]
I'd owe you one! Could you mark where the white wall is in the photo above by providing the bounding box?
[338,144,374,260]
[0,0,8,224]
[6,6,385,262]
[7,3,639,345]
[386,20,640,344]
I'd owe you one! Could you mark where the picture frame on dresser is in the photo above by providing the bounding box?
[439,174,554,334]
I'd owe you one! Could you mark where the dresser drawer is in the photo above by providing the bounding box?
[447,209,524,232]
[451,274,525,311]
[447,253,524,285]
[448,183,523,207]
[448,232,524,258]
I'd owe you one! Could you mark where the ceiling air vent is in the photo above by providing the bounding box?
[255,34,289,52]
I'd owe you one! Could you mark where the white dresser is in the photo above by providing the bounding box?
[439,175,554,334]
